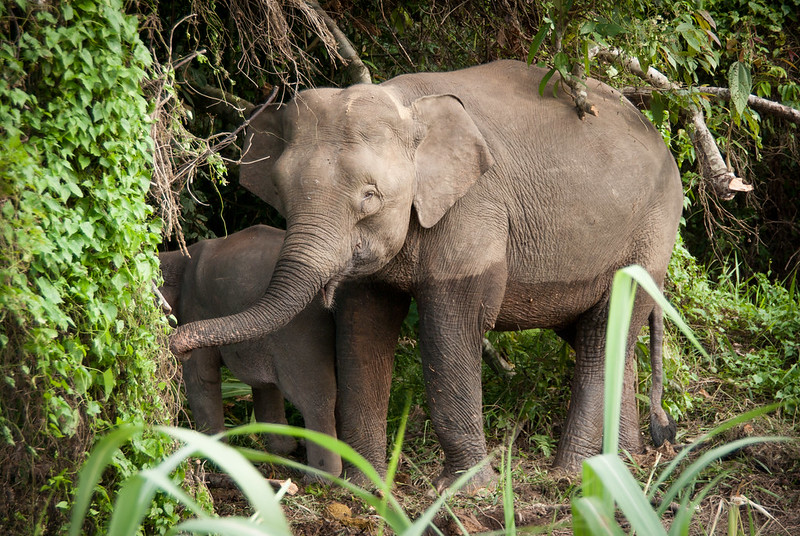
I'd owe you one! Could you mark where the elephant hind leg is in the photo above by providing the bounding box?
[553,298,648,471]
[252,384,298,456]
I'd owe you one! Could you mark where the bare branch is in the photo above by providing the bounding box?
[174,86,280,184]
[590,46,752,200]
[305,0,371,84]
[696,87,800,124]
[622,87,800,125]
[482,338,515,379]
[184,83,256,127]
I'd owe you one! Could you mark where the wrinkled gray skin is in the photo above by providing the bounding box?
[170,60,683,490]
[159,225,341,478]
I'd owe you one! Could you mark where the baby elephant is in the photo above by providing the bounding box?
[158,225,341,478]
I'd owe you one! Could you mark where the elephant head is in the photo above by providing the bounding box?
[169,83,494,355]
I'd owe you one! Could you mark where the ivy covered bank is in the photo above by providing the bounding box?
[1,1,181,533]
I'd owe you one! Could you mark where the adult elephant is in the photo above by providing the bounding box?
[170,60,683,490]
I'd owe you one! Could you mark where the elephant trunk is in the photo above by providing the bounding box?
[168,223,343,357]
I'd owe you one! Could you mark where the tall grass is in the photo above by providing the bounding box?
[69,406,490,534]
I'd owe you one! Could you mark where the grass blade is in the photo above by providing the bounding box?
[106,474,154,536]
[648,403,782,499]
[572,496,627,536]
[582,454,667,536]
[403,457,492,536]
[174,517,279,535]
[160,426,289,532]
[604,270,637,455]
[69,424,143,536]
[657,436,791,516]
[224,423,386,491]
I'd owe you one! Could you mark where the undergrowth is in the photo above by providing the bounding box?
[668,235,800,410]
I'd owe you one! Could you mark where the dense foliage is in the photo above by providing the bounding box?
[0,0,181,533]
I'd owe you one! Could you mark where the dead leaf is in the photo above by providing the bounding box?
[324,502,376,531]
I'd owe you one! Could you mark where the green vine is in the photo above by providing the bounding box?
[0,0,182,533]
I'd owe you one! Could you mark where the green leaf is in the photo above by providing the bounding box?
[554,51,570,78]
[728,61,752,117]
[538,68,557,96]
[69,425,144,536]
[102,368,116,399]
[36,277,63,304]
[582,455,667,535]
[651,92,666,127]
[528,23,550,65]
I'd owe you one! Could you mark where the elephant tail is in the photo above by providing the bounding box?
[649,305,677,447]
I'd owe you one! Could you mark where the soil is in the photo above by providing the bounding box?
[202,411,800,535]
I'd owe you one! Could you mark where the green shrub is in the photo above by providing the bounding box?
[0,1,180,532]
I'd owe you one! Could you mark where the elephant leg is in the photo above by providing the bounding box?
[334,282,410,483]
[286,392,342,480]
[553,299,649,471]
[183,347,225,434]
[278,355,341,478]
[416,277,502,492]
[252,384,298,456]
[553,303,608,470]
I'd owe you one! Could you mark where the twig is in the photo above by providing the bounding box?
[174,86,279,183]
[481,338,515,379]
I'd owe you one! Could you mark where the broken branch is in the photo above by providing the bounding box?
[305,0,371,84]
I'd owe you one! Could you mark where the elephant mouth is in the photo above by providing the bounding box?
[321,277,342,309]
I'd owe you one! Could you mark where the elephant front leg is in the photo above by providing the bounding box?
[417,286,500,493]
[183,347,225,434]
[334,282,410,484]
[252,385,298,456]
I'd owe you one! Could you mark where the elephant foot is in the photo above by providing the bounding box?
[650,411,677,447]
[267,433,298,456]
[433,463,498,496]
[551,451,586,474]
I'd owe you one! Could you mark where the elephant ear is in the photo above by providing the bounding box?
[411,94,495,228]
[240,103,286,216]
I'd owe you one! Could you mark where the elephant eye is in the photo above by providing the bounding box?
[360,187,381,215]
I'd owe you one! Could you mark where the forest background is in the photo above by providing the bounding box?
[1,0,799,533]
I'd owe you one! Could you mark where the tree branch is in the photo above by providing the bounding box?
[305,0,371,84]
[622,87,800,125]
[184,83,256,127]
[696,87,800,124]
[482,338,515,379]
[590,46,752,200]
